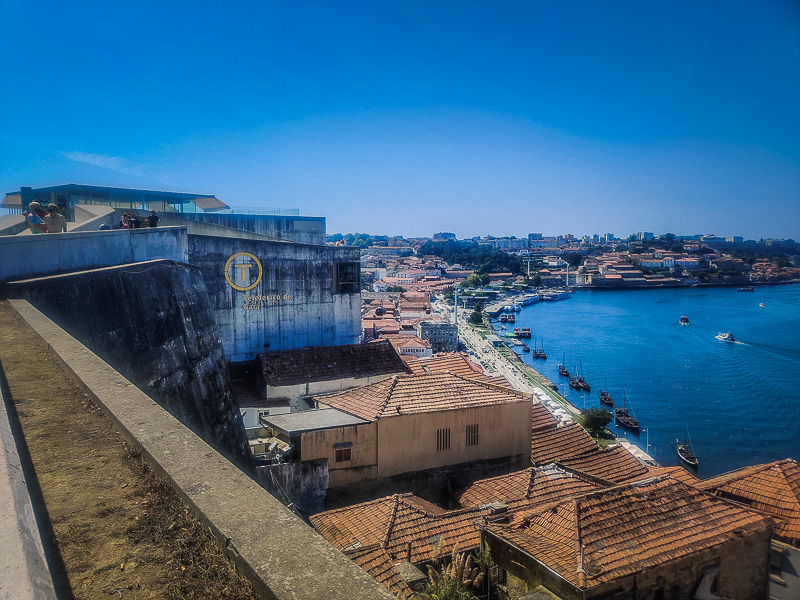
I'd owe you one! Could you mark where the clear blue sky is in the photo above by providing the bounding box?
[2,1,798,240]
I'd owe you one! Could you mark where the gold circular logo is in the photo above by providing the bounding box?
[224,252,263,291]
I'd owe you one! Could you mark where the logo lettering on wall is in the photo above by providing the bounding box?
[224,252,292,310]
[224,252,263,291]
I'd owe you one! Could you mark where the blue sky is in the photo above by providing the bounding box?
[2,1,798,239]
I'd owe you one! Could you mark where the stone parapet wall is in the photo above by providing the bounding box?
[8,300,394,600]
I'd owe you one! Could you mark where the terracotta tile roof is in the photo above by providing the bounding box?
[257,339,409,387]
[557,445,649,484]
[697,458,800,544]
[531,401,559,432]
[344,545,413,598]
[483,478,775,590]
[457,464,603,508]
[531,422,598,464]
[311,493,484,565]
[319,372,530,422]
[405,353,483,377]
[642,465,700,486]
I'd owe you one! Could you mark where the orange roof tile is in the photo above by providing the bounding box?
[319,372,529,422]
[697,458,800,544]
[531,401,559,432]
[457,464,603,508]
[531,422,598,464]
[405,353,483,377]
[483,478,775,590]
[642,465,700,486]
[344,545,413,598]
[557,445,649,484]
[312,494,484,565]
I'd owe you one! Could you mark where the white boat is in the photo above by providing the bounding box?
[715,332,736,342]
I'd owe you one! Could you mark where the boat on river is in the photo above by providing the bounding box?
[599,374,613,406]
[531,339,547,359]
[676,425,698,469]
[679,315,689,325]
[522,343,530,352]
[715,332,736,342]
[576,363,590,391]
[558,353,569,377]
[507,313,516,323]
[615,390,640,432]
[738,286,755,292]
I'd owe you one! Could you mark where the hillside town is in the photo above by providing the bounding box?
[1,188,798,600]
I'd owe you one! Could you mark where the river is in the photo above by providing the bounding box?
[512,283,800,477]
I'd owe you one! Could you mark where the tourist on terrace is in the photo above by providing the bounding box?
[25,201,47,234]
[148,209,160,227]
[130,213,141,228]
[44,204,67,233]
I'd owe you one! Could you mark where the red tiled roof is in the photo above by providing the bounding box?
[557,445,649,484]
[457,464,603,508]
[344,545,413,598]
[312,494,484,565]
[320,372,529,422]
[531,401,559,432]
[405,353,483,377]
[531,422,598,464]
[697,458,800,544]
[483,478,775,590]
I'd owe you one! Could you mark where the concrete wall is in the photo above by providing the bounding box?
[5,261,251,469]
[181,213,326,245]
[0,214,27,236]
[255,459,328,515]
[300,422,378,488]
[8,300,394,600]
[377,401,532,479]
[771,541,800,600]
[189,235,361,362]
[0,227,188,283]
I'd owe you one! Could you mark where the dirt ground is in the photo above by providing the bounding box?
[0,300,259,600]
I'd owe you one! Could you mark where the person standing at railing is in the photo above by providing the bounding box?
[44,204,67,232]
[148,210,160,227]
[25,201,48,233]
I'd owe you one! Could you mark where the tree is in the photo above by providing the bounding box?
[582,407,612,437]
[414,547,483,600]
[566,252,582,268]
[386,285,406,292]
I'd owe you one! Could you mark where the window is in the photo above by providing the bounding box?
[334,262,360,294]
[436,428,450,451]
[770,546,784,580]
[334,442,352,462]
[466,424,479,446]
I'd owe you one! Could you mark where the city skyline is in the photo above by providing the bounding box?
[2,1,798,239]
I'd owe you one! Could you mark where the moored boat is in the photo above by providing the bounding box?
[558,353,569,377]
[676,425,698,469]
[615,390,640,432]
[737,286,755,292]
[507,313,516,323]
[599,374,613,406]
[522,343,530,352]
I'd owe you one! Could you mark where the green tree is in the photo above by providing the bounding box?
[582,407,612,437]
[386,285,406,292]
[566,252,582,268]
[415,547,483,600]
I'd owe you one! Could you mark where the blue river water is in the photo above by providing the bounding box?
[511,283,800,478]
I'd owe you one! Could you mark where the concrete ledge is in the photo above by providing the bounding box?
[0,362,56,600]
[9,300,394,600]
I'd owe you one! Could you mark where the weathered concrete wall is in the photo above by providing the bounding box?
[377,401,532,479]
[182,213,326,245]
[300,422,378,488]
[189,235,361,362]
[0,214,27,236]
[255,459,329,515]
[8,300,394,600]
[0,364,57,600]
[5,261,251,468]
[0,227,188,283]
